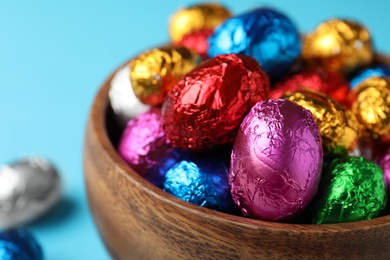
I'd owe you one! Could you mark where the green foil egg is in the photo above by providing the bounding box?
[311,156,386,224]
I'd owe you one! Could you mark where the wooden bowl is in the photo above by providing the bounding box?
[84,55,390,259]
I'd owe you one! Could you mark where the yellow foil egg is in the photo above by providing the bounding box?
[169,3,231,43]
[283,90,359,155]
[130,46,200,106]
[351,77,390,140]
[302,19,373,74]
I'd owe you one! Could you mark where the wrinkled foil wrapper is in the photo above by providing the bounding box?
[311,156,386,224]
[0,229,43,260]
[162,53,270,151]
[350,65,390,89]
[0,157,61,229]
[163,155,237,213]
[271,68,350,107]
[229,99,323,221]
[169,3,231,43]
[208,7,301,80]
[375,146,390,190]
[130,46,200,106]
[118,108,178,187]
[284,90,359,155]
[302,19,373,74]
[351,77,390,140]
[177,29,213,59]
[109,64,150,128]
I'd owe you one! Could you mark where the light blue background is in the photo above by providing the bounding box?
[0,1,389,259]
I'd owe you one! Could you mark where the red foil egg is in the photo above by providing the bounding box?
[162,54,270,151]
[177,29,213,60]
[271,68,350,106]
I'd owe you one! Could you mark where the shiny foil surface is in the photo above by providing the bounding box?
[177,29,213,59]
[130,46,200,106]
[118,108,176,187]
[207,7,301,80]
[284,90,359,155]
[351,77,390,140]
[0,157,61,229]
[271,68,350,107]
[311,156,386,224]
[0,229,43,260]
[169,3,231,43]
[351,65,390,89]
[109,64,150,128]
[302,19,373,74]
[229,99,323,221]
[162,53,270,151]
[163,155,237,213]
[375,146,390,190]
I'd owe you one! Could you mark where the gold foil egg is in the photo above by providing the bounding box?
[302,19,373,74]
[169,3,231,43]
[283,90,359,155]
[351,77,390,140]
[130,46,200,106]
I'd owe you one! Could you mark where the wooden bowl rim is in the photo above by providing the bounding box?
[89,54,390,233]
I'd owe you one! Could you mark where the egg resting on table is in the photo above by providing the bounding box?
[302,19,373,74]
[130,46,200,106]
[169,3,231,43]
[351,77,390,141]
[118,108,179,187]
[310,156,386,224]
[208,7,301,80]
[229,99,323,221]
[271,68,350,107]
[163,154,237,213]
[0,229,43,260]
[0,157,61,229]
[283,90,359,156]
[162,53,270,151]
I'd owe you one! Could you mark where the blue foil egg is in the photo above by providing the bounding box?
[163,155,237,213]
[350,65,390,89]
[0,229,43,260]
[208,7,301,80]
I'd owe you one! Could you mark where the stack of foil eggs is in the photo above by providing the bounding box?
[109,3,390,224]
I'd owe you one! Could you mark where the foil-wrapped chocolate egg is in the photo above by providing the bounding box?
[351,77,390,140]
[162,54,270,151]
[108,64,150,128]
[163,155,237,213]
[272,68,350,107]
[130,46,200,106]
[302,19,373,74]
[284,90,359,155]
[169,3,231,43]
[230,99,323,221]
[176,29,213,59]
[310,156,386,224]
[208,7,301,80]
[0,157,61,229]
[118,108,177,187]
[350,65,390,89]
[375,146,390,190]
[0,229,43,260]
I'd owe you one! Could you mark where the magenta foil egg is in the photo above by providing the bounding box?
[229,99,323,221]
[118,108,174,186]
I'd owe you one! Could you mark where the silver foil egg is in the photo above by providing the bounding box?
[109,64,150,128]
[0,157,61,229]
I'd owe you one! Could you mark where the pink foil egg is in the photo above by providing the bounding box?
[229,99,323,221]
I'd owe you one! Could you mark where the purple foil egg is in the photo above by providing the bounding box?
[375,146,390,191]
[118,108,175,186]
[229,99,323,221]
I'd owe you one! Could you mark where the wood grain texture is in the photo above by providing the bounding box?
[84,54,390,260]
